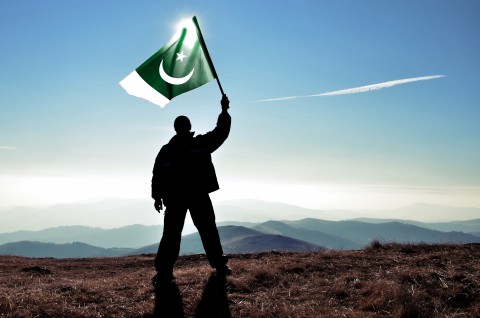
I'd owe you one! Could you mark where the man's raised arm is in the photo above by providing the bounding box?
[197,95,231,152]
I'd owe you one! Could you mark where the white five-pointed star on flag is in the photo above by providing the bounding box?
[176,51,187,62]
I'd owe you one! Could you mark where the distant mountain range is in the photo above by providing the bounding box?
[0,225,323,258]
[1,216,479,258]
[134,225,323,256]
[0,241,131,258]
[351,217,480,233]
[281,219,480,246]
[2,199,480,233]
[0,199,160,232]
[0,224,163,248]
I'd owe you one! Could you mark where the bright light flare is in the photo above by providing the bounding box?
[0,175,148,208]
[173,17,198,49]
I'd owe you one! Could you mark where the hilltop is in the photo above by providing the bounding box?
[0,243,479,317]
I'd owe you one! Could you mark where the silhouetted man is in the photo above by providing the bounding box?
[151,95,231,287]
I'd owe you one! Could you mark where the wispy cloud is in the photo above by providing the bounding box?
[0,146,17,150]
[255,75,446,102]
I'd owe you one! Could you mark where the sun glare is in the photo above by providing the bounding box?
[2,175,480,213]
[0,176,148,208]
[173,17,198,49]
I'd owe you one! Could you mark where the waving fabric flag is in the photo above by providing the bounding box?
[120,17,216,107]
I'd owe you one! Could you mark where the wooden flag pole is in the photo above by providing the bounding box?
[192,16,226,97]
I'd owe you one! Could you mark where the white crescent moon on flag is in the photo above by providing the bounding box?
[159,60,195,85]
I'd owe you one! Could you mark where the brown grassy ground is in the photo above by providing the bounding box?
[0,243,479,318]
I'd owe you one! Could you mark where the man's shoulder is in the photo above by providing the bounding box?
[156,143,170,158]
[192,133,210,145]
[192,133,203,140]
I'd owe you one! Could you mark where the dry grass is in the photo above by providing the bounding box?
[0,243,479,317]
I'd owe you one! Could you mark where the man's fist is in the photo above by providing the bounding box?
[221,95,229,110]
[154,199,163,212]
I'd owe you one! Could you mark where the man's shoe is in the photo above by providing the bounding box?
[151,272,174,289]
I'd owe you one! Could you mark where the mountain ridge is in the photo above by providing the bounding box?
[0,224,163,248]
[1,219,479,258]
[0,225,327,258]
[0,241,132,258]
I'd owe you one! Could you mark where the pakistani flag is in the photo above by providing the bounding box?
[120,17,216,107]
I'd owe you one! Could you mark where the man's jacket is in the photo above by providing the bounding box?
[151,111,231,202]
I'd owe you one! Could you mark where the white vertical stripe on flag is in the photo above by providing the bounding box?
[119,71,171,108]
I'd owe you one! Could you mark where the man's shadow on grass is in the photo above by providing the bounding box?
[194,273,231,318]
[151,273,231,318]
[152,281,185,318]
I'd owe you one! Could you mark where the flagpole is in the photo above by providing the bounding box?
[192,16,226,97]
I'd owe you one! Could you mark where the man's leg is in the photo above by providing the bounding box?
[154,202,188,280]
[189,194,229,274]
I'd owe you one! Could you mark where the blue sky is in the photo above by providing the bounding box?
[1,1,479,211]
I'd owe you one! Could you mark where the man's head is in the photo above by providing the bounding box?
[174,115,191,135]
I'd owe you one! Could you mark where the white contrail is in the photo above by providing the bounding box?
[255,75,446,102]
[0,146,17,150]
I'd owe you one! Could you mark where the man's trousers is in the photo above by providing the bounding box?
[155,193,225,275]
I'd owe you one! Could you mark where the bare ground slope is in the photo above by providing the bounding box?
[0,243,479,317]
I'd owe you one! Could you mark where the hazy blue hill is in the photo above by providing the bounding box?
[9,226,104,248]
[75,224,162,248]
[223,234,323,253]
[3,200,479,235]
[0,199,160,233]
[128,225,325,255]
[285,219,480,245]
[382,203,480,221]
[0,241,132,258]
[214,199,348,222]
[218,225,265,242]
[178,232,204,254]
[431,219,480,233]
[129,225,265,255]
[3,215,479,258]
[126,242,159,255]
[216,200,480,223]
[189,225,324,254]
[0,226,101,245]
[0,225,163,248]
[216,221,259,228]
[254,221,361,250]
[178,226,265,254]
[352,218,480,233]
